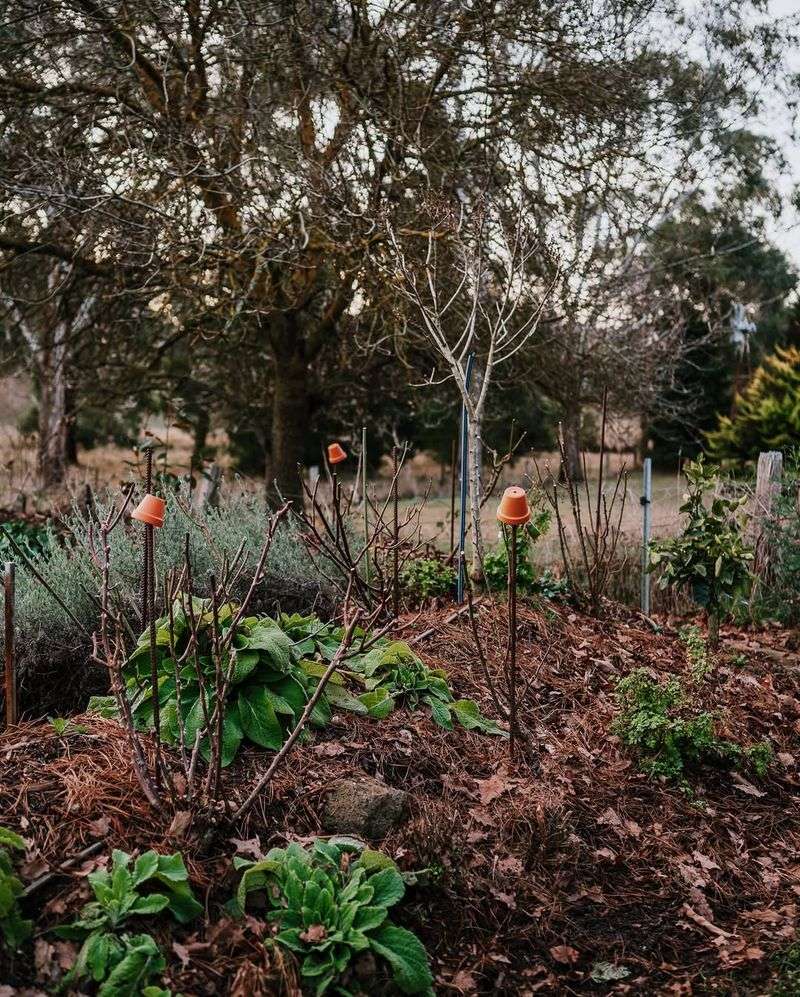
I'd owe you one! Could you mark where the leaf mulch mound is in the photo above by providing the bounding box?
[1,600,799,995]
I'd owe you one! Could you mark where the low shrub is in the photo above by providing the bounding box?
[649,456,752,645]
[400,558,456,601]
[0,827,31,952]
[233,838,434,996]
[1,483,335,717]
[613,669,771,782]
[55,848,201,995]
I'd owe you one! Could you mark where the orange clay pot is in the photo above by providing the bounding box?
[131,493,166,528]
[327,442,347,465]
[496,486,531,526]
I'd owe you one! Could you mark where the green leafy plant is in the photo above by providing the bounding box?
[483,507,551,594]
[649,456,753,645]
[234,839,434,996]
[91,600,367,767]
[400,558,456,601]
[679,625,712,682]
[279,614,504,735]
[614,669,772,782]
[0,519,51,560]
[49,716,87,736]
[55,849,201,995]
[345,640,505,734]
[0,826,32,951]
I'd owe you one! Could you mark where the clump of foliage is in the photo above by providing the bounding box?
[679,625,712,682]
[96,606,502,766]
[93,600,367,767]
[649,456,752,644]
[55,849,201,995]
[706,345,800,460]
[2,487,334,714]
[0,519,52,560]
[613,669,772,782]
[279,613,504,734]
[344,640,504,734]
[483,506,551,593]
[234,839,434,996]
[0,826,32,951]
[400,558,456,601]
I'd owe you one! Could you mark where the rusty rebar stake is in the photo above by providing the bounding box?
[4,562,16,727]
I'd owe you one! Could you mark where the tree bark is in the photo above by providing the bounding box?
[468,411,486,580]
[270,347,310,506]
[37,320,69,488]
[560,405,584,483]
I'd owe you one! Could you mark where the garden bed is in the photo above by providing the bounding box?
[1,601,799,994]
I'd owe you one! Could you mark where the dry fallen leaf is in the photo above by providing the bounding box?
[549,944,579,964]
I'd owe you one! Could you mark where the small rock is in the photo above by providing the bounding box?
[320,775,408,840]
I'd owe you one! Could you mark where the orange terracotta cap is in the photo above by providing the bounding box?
[131,493,166,528]
[497,486,531,526]
[327,442,347,465]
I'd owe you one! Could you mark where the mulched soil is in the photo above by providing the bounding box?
[1,600,799,995]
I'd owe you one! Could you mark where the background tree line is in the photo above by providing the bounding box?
[0,0,798,496]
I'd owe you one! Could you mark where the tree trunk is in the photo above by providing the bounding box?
[560,405,583,483]
[270,348,310,505]
[191,405,211,472]
[37,321,69,488]
[468,377,486,580]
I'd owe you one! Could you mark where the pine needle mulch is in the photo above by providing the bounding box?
[1,600,799,995]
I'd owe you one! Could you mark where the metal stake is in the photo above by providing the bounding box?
[449,438,457,557]
[640,456,652,615]
[4,562,16,727]
[508,525,518,761]
[140,446,153,626]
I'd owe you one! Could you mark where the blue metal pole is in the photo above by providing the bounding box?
[457,353,475,603]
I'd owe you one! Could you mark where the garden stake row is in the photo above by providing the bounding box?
[4,560,15,727]
[498,486,531,761]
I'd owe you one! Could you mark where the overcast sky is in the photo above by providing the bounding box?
[762,0,800,265]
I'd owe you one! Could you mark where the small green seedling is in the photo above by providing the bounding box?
[49,717,87,736]
[55,849,201,994]
[234,839,434,995]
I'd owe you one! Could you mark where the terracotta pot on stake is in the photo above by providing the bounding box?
[327,443,347,543]
[497,486,531,761]
[132,450,166,787]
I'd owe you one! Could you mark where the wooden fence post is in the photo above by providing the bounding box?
[4,561,16,727]
[752,451,783,581]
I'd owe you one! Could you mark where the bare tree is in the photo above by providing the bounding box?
[386,198,558,575]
